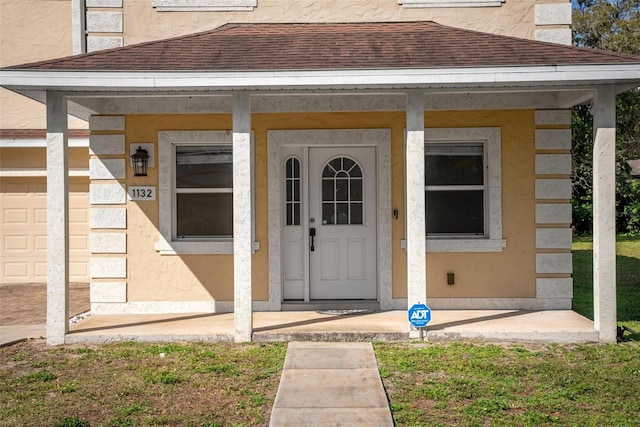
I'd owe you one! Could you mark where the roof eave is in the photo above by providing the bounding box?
[2,64,639,94]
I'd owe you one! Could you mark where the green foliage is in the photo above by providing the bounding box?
[571,0,640,235]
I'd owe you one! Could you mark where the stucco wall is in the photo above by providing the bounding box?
[123,0,537,45]
[111,110,535,304]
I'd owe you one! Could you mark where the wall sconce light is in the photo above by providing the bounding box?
[130,146,150,177]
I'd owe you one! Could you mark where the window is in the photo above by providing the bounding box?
[398,0,505,8]
[426,143,484,236]
[420,127,505,252]
[321,157,364,225]
[156,131,255,255]
[151,0,256,11]
[285,157,301,226]
[175,145,233,238]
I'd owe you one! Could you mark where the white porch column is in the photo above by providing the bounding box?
[233,92,253,342]
[46,92,69,346]
[406,91,426,336]
[592,87,617,343]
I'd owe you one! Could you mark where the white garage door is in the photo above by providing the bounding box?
[0,177,90,283]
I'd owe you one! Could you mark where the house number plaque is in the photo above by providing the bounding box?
[129,186,156,201]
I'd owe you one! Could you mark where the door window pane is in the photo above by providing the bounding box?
[285,157,302,226]
[321,156,365,226]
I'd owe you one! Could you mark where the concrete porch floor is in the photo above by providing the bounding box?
[66,310,600,344]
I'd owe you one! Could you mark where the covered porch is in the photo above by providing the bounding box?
[2,22,639,345]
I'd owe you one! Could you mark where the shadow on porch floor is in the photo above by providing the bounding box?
[66,310,599,344]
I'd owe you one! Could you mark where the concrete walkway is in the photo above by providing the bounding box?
[269,342,393,426]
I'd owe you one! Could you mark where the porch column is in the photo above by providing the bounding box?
[592,87,617,343]
[406,91,426,336]
[46,91,69,346]
[233,92,253,342]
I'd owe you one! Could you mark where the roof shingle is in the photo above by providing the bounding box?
[6,22,640,72]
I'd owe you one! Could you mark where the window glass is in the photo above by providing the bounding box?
[177,193,233,237]
[425,144,483,186]
[285,157,301,226]
[425,143,485,236]
[175,144,233,238]
[321,156,364,225]
[176,146,233,188]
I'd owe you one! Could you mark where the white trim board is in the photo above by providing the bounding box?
[3,65,639,92]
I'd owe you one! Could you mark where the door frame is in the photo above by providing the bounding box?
[267,129,392,310]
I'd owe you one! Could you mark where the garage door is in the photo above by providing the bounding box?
[0,177,90,283]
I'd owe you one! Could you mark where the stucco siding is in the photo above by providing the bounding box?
[105,110,540,306]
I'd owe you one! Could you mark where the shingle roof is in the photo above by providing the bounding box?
[7,22,640,72]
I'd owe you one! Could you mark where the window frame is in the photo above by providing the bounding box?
[151,0,257,12]
[398,0,506,8]
[402,127,506,253]
[156,130,255,255]
[425,142,486,237]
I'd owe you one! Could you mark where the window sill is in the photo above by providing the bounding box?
[155,239,260,255]
[400,238,507,253]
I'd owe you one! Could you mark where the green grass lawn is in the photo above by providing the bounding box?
[572,235,640,335]
[1,237,638,426]
[376,234,640,426]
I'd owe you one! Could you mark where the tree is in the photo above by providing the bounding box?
[571,0,640,234]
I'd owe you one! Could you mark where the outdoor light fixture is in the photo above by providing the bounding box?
[130,146,150,177]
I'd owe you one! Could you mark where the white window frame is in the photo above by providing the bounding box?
[151,0,256,11]
[398,0,506,7]
[402,127,506,252]
[425,142,486,237]
[155,130,255,255]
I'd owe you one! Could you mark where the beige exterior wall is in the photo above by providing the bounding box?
[99,109,536,305]
[0,0,87,129]
[123,0,540,44]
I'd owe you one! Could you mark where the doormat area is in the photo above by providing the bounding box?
[315,309,377,316]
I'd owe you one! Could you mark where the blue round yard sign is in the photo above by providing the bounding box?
[408,303,432,328]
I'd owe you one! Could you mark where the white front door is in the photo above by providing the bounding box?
[281,146,378,301]
[308,147,377,299]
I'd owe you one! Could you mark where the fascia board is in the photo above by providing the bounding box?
[1,64,639,92]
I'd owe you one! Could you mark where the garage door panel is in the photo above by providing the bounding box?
[34,263,47,280]
[34,209,47,224]
[34,235,47,251]
[3,235,29,251]
[70,235,89,250]
[1,177,90,284]
[3,209,30,225]
[69,208,88,224]
[2,262,30,280]
[70,262,89,279]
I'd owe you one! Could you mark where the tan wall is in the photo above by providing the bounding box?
[0,0,86,129]
[0,147,89,170]
[123,0,538,45]
[119,110,535,303]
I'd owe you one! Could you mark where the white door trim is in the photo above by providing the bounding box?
[268,129,392,311]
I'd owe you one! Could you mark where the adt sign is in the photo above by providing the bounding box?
[408,303,432,328]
